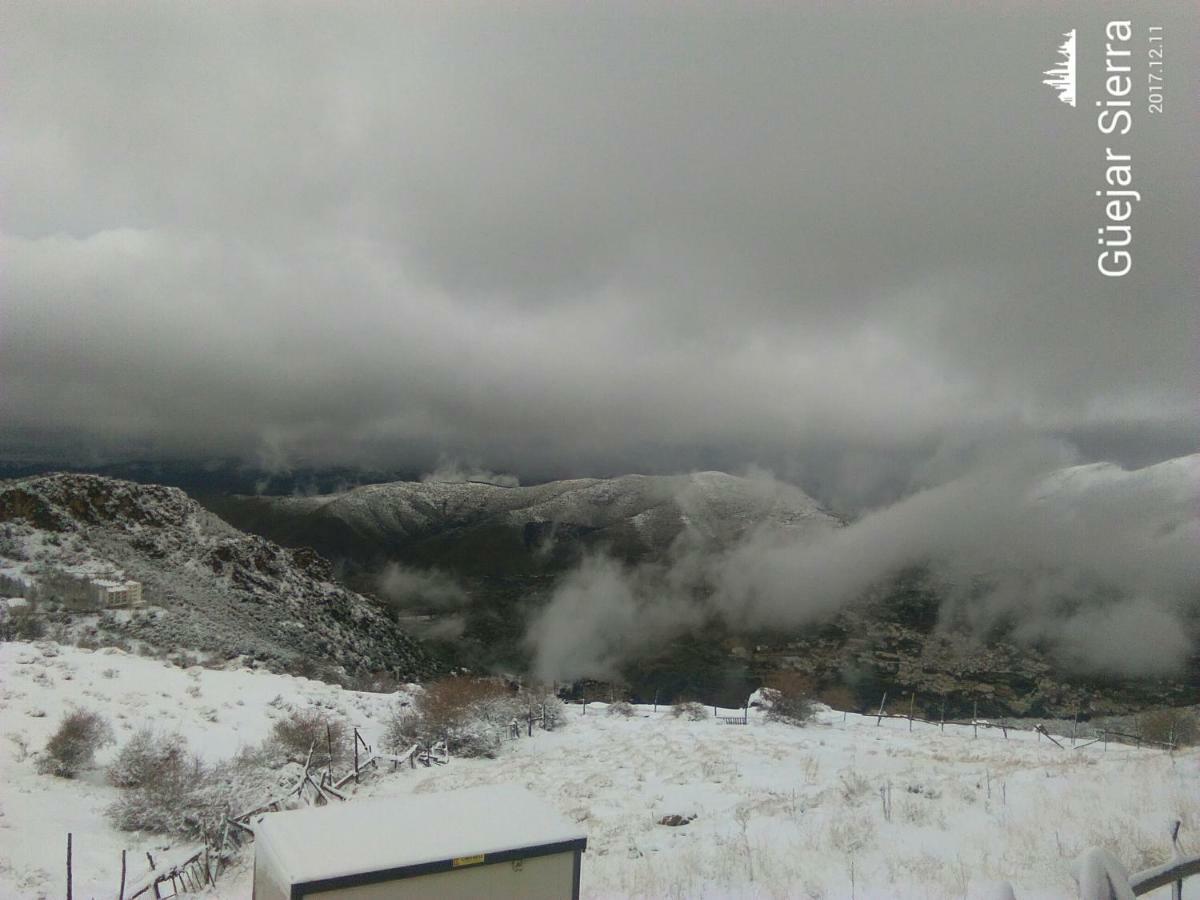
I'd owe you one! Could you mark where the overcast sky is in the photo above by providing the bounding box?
[2,1,1195,507]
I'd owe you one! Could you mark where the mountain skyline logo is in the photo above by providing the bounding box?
[1043,29,1077,107]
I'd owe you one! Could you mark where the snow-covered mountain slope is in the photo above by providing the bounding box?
[210,471,843,575]
[0,474,432,678]
[1031,453,1198,506]
[2,642,1196,900]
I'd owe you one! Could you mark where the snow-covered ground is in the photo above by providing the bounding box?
[1,641,1196,899]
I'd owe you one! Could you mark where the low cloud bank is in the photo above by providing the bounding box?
[525,448,1199,682]
[377,563,469,612]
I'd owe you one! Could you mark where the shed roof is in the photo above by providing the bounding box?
[255,784,586,886]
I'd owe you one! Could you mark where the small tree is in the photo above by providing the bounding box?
[36,709,113,778]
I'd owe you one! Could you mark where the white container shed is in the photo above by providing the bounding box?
[253,784,587,900]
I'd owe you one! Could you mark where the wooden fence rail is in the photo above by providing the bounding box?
[125,846,207,899]
[1129,852,1200,896]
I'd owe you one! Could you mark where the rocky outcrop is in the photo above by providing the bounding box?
[0,473,434,679]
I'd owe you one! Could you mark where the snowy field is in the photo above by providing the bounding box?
[1,641,1197,899]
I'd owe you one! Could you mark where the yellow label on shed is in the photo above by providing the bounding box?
[452,853,485,868]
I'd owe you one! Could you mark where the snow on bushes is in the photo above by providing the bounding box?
[268,707,347,770]
[671,701,708,721]
[107,726,189,789]
[760,672,816,726]
[35,709,113,778]
[385,676,564,758]
[108,731,292,841]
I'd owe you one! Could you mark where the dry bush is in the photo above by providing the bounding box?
[386,676,524,758]
[672,701,708,721]
[1139,708,1199,747]
[109,739,281,841]
[269,709,347,770]
[35,709,113,778]
[523,683,568,730]
[108,727,188,788]
[817,683,858,713]
[762,672,816,726]
[607,701,636,717]
[107,729,206,835]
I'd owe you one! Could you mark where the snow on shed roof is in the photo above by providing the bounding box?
[255,784,586,886]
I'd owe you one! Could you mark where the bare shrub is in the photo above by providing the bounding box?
[386,677,524,758]
[1139,708,1199,747]
[520,683,568,731]
[535,694,568,731]
[672,701,708,721]
[107,727,188,789]
[109,741,281,841]
[108,730,204,835]
[269,709,346,770]
[762,672,816,726]
[35,709,113,778]
[607,701,635,717]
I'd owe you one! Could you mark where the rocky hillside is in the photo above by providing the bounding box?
[0,473,433,679]
[208,470,843,576]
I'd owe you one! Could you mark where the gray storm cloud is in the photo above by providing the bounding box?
[525,451,1200,681]
[1,1,1196,499]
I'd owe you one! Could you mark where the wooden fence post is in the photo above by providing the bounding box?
[354,727,360,783]
[653,688,659,712]
[908,693,915,731]
[973,701,978,739]
[876,692,888,727]
[940,698,946,733]
[66,833,72,900]
[1072,708,1078,747]
[119,848,127,900]
[1171,820,1183,900]
[326,723,334,782]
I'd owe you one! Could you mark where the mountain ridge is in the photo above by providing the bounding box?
[0,472,433,679]
[207,470,843,578]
